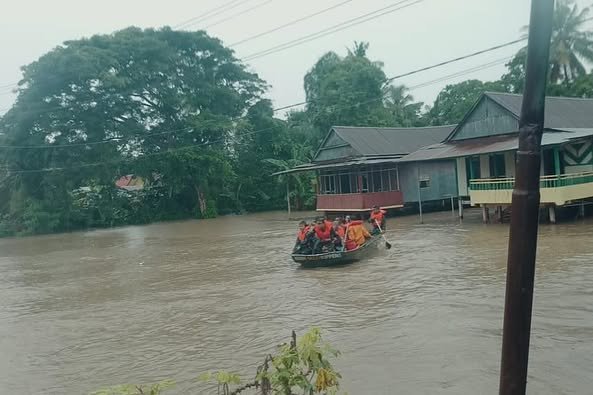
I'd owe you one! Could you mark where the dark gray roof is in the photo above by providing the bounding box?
[486,92,593,128]
[331,125,455,156]
[399,128,593,162]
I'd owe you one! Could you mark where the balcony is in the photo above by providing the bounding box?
[316,191,404,212]
[469,171,593,206]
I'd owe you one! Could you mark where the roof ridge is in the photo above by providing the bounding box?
[332,124,457,130]
[484,91,593,102]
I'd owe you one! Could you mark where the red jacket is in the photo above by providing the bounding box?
[314,225,332,241]
[370,210,386,224]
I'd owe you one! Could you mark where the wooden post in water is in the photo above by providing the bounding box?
[417,166,423,224]
[286,179,291,219]
[499,1,554,394]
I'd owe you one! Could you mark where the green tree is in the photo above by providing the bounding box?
[232,100,293,212]
[507,0,593,90]
[426,79,507,125]
[383,85,425,127]
[0,27,265,235]
[303,43,392,134]
[499,48,527,94]
[546,0,593,84]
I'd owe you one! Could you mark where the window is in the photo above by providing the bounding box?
[419,177,430,189]
[360,174,369,192]
[339,174,352,194]
[489,154,506,178]
[372,170,382,192]
[466,156,481,182]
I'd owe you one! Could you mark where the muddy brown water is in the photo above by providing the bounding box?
[1,210,592,394]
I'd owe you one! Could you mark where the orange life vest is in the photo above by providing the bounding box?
[370,210,386,224]
[297,226,310,241]
[314,225,332,241]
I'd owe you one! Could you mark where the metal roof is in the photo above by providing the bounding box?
[485,92,593,128]
[399,128,593,162]
[331,125,455,157]
[272,156,402,175]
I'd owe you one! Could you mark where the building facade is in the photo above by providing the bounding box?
[278,125,456,212]
[401,92,593,222]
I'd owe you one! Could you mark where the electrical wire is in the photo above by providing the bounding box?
[242,0,422,61]
[204,0,275,29]
[229,0,353,47]
[1,51,520,174]
[0,38,523,150]
[176,0,254,30]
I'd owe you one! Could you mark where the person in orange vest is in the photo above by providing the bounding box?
[324,215,334,230]
[293,220,312,254]
[345,214,371,250]
[369,205,387,235]
[312,217,335,254]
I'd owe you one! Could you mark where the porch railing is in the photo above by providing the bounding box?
[469,171,593,191]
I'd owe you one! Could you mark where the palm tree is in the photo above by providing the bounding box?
[524,0,593,84]
[382,85,423,127]
[347,41,370,57]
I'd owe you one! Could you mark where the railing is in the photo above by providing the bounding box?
[469,171,593,206]
[469,171,593,191]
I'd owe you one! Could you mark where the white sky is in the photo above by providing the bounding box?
[0,0,590,116]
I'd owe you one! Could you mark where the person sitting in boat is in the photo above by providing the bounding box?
[331,219,346,251]
[369,205,387,235]
[324,215,334,230]
[346,215,372,250]
[312,217,336,254]
[344,215,363,226]
[293,220,313,254]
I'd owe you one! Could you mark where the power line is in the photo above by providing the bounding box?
[242,0,423,61]
[0,127,194,149]
[407,56,513,90]
[0,37,524,150]
[175,0,254,30]
[229,0,353,47]
[0,82,17,89]
[204,0,275,29]
[1,50,521,173]
[385,36,527,84]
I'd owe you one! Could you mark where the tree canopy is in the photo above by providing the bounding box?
[2,10,593,237]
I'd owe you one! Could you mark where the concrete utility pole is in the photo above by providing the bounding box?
[499,1,554,394]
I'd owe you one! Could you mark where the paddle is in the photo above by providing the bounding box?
[374,220,392,249]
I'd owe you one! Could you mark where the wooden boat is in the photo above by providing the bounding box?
[291,236,381,268]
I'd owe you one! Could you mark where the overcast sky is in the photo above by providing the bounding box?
[1,0,590,116]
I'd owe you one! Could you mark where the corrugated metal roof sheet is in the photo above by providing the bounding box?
[331,125,455,156]
[486,92,593,128]
[272,156,401,175]
[399,128,593,162]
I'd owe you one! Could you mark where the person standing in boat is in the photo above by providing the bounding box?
[369,205,387,235]
[346,215,371,250]
[293,220,313,254]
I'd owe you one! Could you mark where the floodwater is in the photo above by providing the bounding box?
[1,210,592,395]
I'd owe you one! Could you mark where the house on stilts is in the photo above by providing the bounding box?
[277,92,593,222]
[400,92,593,222]
[274,125,459,213]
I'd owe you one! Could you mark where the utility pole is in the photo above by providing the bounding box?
[499,1,554,394]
